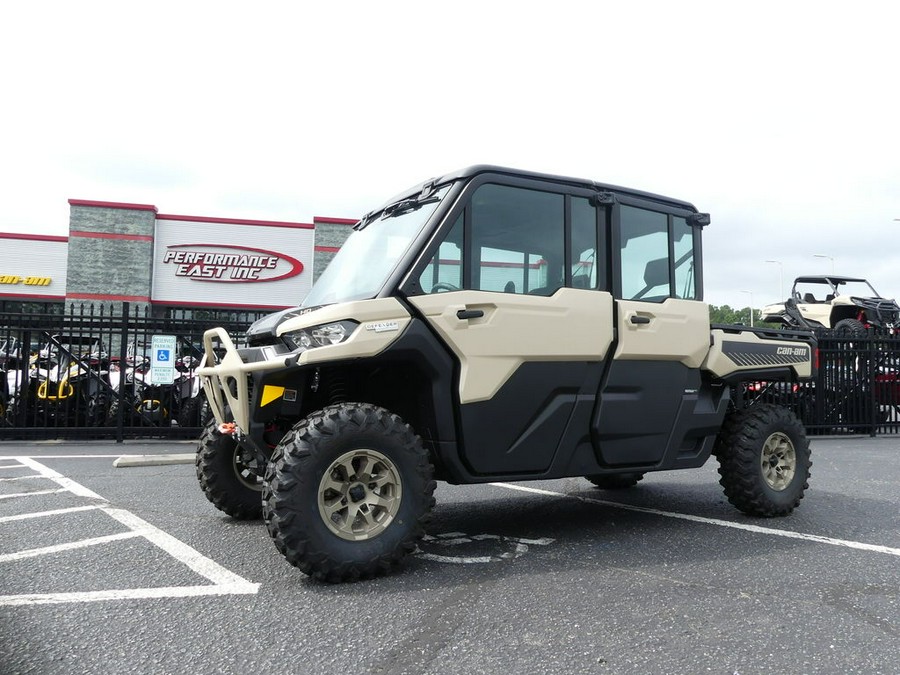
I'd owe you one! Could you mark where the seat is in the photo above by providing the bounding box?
[504,281,516,293]
[803,293,817,304]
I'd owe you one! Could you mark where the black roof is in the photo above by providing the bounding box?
[794,276,868,284]
[375,165,700,215]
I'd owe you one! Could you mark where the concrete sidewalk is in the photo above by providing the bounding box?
[0,438,198,466]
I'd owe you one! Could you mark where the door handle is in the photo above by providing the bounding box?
[630,315,651,325]
[456,309,484,320]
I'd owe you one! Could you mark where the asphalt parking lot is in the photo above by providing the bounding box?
[1,436,898,675]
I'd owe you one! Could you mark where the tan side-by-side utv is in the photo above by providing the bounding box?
[196,166,817,582]
[759,275,900,336]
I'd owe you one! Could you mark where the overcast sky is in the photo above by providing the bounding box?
[2,1,897,308]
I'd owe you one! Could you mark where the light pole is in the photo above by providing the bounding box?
[813,253,834,274]
[765,259,783,300]
[740,290,754,327]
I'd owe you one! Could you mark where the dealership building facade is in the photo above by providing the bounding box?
[0,200,355,315]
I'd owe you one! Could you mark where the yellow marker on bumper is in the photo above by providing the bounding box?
[260,385,285,407]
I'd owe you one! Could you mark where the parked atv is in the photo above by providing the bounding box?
[760,275,900,336]
[0,364,8,422]
[0,336,39,370]
[108,344,209,427]
[7,335,112,427]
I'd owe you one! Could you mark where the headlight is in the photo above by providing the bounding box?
[282,320,358,351]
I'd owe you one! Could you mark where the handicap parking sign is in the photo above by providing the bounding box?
[150,335,177,385]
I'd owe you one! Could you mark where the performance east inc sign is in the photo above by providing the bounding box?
[150,217,316,308]
[162,244,304,282]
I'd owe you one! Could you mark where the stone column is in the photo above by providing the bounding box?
[66,200,157,314]
[312,216,356,282]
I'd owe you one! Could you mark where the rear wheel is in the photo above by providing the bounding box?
[263,402,435,583]
[833,318,866,338]
[4,396,29,427]
[196,420,265,519]
[585,473,644,489]
[714,403,811,516]
[105,397,140,427]
[178,396,204,427]
[84,392,108,427]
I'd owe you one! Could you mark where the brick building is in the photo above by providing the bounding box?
[0,200,355,315]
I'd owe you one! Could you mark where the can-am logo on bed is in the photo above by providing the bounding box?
[162,244,304,283]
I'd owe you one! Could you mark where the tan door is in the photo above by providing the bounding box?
[408,288,614,473]
[593,298,711,465]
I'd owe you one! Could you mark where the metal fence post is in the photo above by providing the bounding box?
[115,302,130,443]
[868,334,878,437]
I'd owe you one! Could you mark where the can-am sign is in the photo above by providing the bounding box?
[162,244,304,283]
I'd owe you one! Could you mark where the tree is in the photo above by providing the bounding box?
[709,304,749,325]
[709,304,780,328]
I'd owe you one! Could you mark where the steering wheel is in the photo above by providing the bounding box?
[430,282,460,293]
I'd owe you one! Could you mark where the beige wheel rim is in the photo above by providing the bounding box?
[760,432,797,491]
[318,448,402,541]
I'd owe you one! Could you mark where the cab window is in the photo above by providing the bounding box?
[672,216,697,300]
[417,182,607,295]
[618,205,697,301]
[471,184,564,295]
[572,196,601,290]
[417,214,463,293]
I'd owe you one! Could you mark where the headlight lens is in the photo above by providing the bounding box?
[282,320,358,351]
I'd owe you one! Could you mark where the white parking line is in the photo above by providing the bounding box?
[0,532,143,563]
[0,489,67,500]
[0,463,31,471]
[0,505,104,523]
[100,505,257,588]
[16,457,105,499]
[0,457,259,606]
[492,482,900,558]
[2,584,260,606]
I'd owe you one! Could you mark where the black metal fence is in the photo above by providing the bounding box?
[0,302,268,441]
[3,304,900,440]
[742,333,900,436]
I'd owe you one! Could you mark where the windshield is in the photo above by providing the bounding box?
[794,279,881,302]
[835,280,880,298]
[302,186,450,307]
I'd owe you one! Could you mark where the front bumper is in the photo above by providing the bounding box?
[198,299,414,435]
[198,328,288,435]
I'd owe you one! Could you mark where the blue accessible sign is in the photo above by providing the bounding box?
[150,335,177,385]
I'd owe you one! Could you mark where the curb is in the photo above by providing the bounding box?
[113,453,195,468]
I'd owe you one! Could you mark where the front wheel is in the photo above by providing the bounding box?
[196,420,265,519]
[263,402,435,583]
[713,403,811,517]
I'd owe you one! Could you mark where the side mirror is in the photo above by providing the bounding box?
[688,213,710,227]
